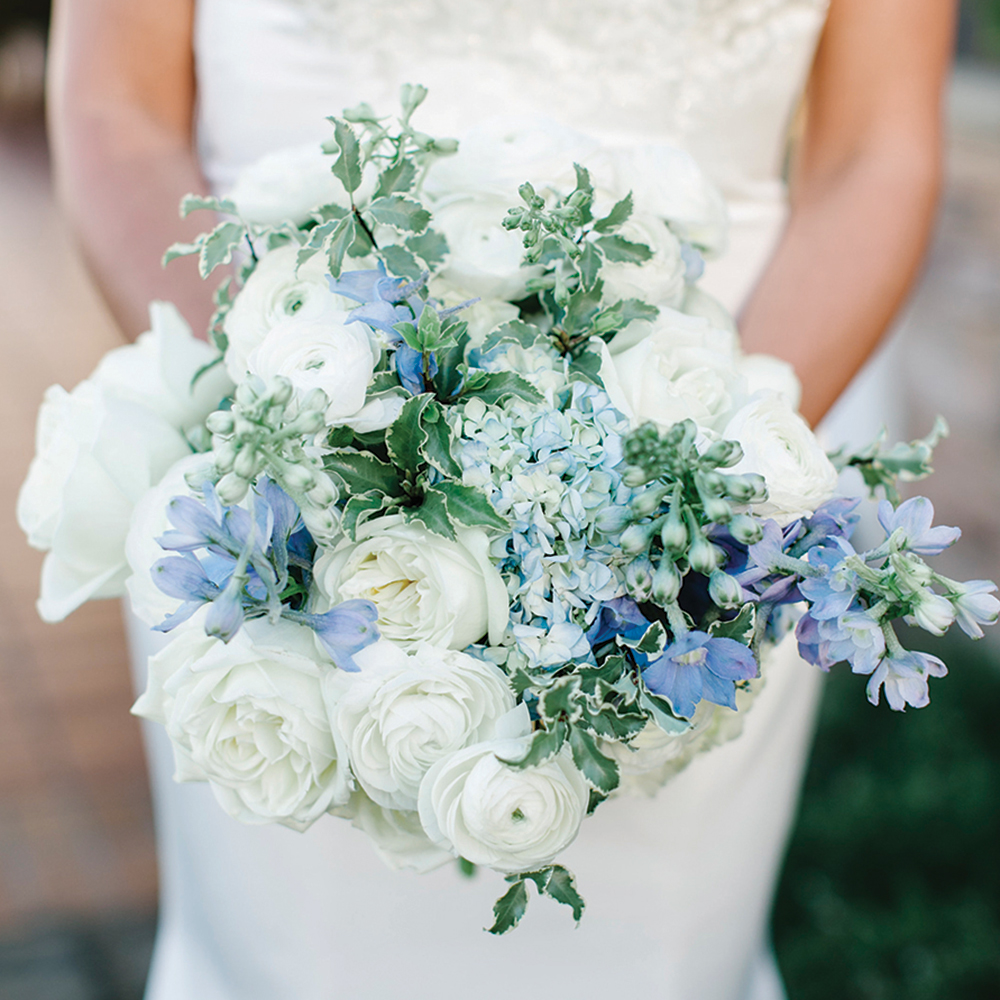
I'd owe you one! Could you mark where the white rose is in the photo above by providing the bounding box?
[132,615,352,830]
[608,144,729,253]
[602,308,748,433]
[598,214,686,309]
[417,704,589,873]
[124,453,216,627]
[225,144,375,227]
[312,515,509,650]
[330,640,515,810]
[722,391,839,525]
[245,303,378,425]
[223,246,349,381]
[426,117,596,200]
[737,354,802,411]
[18,382,191,622]
[680,285,737,334]
[92,302,233,433]
[333,790,452,873]
[433,195,541,302]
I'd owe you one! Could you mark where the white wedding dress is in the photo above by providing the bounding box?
[128,2,845,997]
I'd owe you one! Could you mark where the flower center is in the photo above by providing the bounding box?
[674,648,707,667]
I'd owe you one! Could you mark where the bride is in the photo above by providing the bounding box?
[47,1,955,997]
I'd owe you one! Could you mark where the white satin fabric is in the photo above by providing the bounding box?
[130,2,844,996]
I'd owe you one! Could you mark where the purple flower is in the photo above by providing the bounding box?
[878,496,960,556]
[642,631,758,719]
[586,597,650,648]
[865,649,947,711]
[297,601,380,671]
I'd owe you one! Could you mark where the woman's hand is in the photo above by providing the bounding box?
[48,0,211,340]
[738,0,957,426]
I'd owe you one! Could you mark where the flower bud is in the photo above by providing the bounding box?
[234,445,260,481]
[688,533,723,576]
[630,484,670,518]
[729,514,764,545]
[212,439,238,475]
[701,439,742,468]
[625,557,654,602]
[723,473,767,504]
[623,466,652,488]
[268,377,294,408]
[216,472,249,505]
[281,463,318,493]
[652,559,682,605]
[235,378,263,408]
[660,509,688,555]
[594,505,632,535]
[307,476,338,508]
[708,571,744,609]
[206,410,235,436]
[911,590,956,636]
[621,522,655,556]
[302,387,329,413]
[702,497,732,523]
[294,409,326,436]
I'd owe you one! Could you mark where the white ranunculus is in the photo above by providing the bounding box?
[680,284,737,334]
[132,615,352,831]
[245,304,378,425]
[18,382,191,622]
[608,144,729,253]
[598,214,687,309]
[330,640,515,811]
[223,245,349,381]
[342,391,407,434]
[426,117,596,200]
[602,308,748,433]
[722,391,839,525]
[737,354,802,411]
[124,453,216,628]
[333,790,452,873]
[433,195,541,302]
[312,515,509,650]
[92,302,233,433]
[225,144,379,227]
[417,704,589,873]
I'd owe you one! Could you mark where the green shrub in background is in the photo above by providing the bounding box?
[960,0,1000,60]
[774,630,1000,999]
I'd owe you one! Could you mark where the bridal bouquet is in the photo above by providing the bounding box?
[18,87,998,933]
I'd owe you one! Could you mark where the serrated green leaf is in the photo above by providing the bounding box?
[595,234,653,264]
[404,488,455,540]
[498,722,567,769]
[568,725,619,794]
[487,880,528,936]
[616,298,660,327]
[479,321,547,356]
[180,194,238,218]
[576,655,627,696]
[460,370,543,407]
[329,118,363,194]
[593,191,634,234]
[578,240,602,291]
[368,195,432,234]
[541,866,586,923]
[562,282,603,338]
[538,677,583,725]
[621,620,666,656]
[434,481,509,533]
[385,393,432,473]
[342,492,389,539]
[199,221,245,279]
[374,158,418,198]
[381,243,424,280]
[326,217,356,278]
[405,228,449,269]
[639,689,692,733]
[418,404,464,478]
[326,424,355,449]
[583,701,648,741]
[297,218,341,269]
[568,345,604,386]
[368,371,402,394]
[162,241,201,267]
[431,331,469,401]
[587,788,608,815]
[708,604,757,646]
[324,450,402,497]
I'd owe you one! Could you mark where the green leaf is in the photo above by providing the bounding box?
[562,282,603,338]
[431,331,469,401]
[385,394,432,473]
[199,221,245,279]
[487,880,528,936]
[329,118,363,194]
[458,857,477,878]
[593,191,634,234]
[381,243,424,281]
[541,866,586,924]
[404,488,455,540]
[577,240,602,291]
[625,621,667,656]
[479,320,547,356]
[417,304,454,352]
[297,218,341,268]
[538,676,583,725]
[434,481,509,533]
[418,404,464,478]
[639,689,692,734]
[162,241,201,267]
[368,371,402,394]
[180,194,238,218]
[595,234,653,264]
[342,492,389,539]
[190,353,225,390]
[405,229,450,269]
[568,725,620,794]
[326,217,357,278]
[616,298,660,327]
[374,158,418,198]
[576,655,627,696]
[708,604,757,646]
[460,370,544,407]
[587,789,608,815]
[499,722,567,769]
[568,344,604,386]
[368,195,432,234]
[584,702,647,741]
[324,450,402,496]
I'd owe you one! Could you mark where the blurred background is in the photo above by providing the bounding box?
[0,2,997,998]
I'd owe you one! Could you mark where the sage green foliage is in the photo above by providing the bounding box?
[829,417,948,505]
[488,865,586,935]
[774,630,1000,999]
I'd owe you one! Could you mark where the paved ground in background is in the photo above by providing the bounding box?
[0,64,996,1000]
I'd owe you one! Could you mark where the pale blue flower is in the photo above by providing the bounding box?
[865,649,947,711]
[949,580,1000,639]
[877,496,960,556]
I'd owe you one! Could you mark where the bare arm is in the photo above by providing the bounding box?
[48,0,211,340]
[739,0,957,426]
